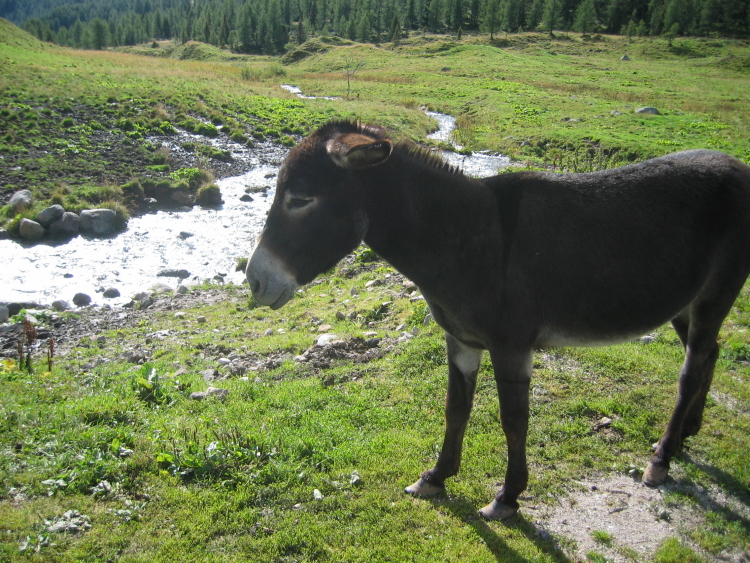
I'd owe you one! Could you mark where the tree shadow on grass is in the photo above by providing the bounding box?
[428,495,572,563]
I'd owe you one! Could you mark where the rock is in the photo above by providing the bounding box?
[72,293,92,306]
[18,218,45,240]
[79,209,118,236]
[190,387,229,401]
[0,305,8,322]
[611,110,622,116]
[0,228,9,240]
[51,300,69,311]
[63,272,74,278]
[36,204,65,227]
[138,297,153,309]
[102,288,120,298]
[201,369,217,381]
[178,231,194,239]
[317,324,333,333]
[240,194,254,202]
[150,283,173,293]
[157,268,190,279]
[365,280,382,288]
[423,313,434,326]
[316,333,340,346]
[176,285,188,294]
[620,54,630,61]
[174,311,186,318]
[197,316,207,323]
[336,311,346,320]
[51,214,84,246]
[132,291,150,301]
[595,416,613,429]
[264,328,274,336]
[171,190,193,205]
[636,106,660,115]
[350,287,360,296]
[9,189,33,213]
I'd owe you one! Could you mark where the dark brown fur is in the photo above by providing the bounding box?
[247,120,750,517]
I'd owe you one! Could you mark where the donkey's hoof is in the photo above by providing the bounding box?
[405,478,445,498]
[642,463,669,487]
[478,500,518,520]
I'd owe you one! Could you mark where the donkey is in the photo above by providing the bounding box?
[246,120,750,520]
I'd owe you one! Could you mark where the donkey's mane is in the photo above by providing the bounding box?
[316,119,463,176]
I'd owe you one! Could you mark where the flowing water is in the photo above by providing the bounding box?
[1,90,507,307]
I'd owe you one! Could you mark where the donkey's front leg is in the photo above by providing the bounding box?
[405,333,483,497]
[478,348,532,520]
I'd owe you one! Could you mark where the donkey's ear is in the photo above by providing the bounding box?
[326,133,393,170]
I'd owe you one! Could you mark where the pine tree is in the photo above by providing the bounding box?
[356,10,371,41]
[89,17,110,49]
[542,0,562,34]
[453,0,464,31]
[297,19,307,44]
[526,0,545,30]
[482,0,501,38]
[574,0,597,34]
[390,14,402,42]
[428,0,442,31]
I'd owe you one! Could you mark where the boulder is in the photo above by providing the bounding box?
[48,212,80,240]
[103,288,120,298]
[72,293,92,306]
[18,218,45,241]
[79,209,118,236]
[157,268,190,279]
[0,305,8,322]
[36,204,65,227]
[9,189,33,213]
[171,190,193,206]
[51,300,70,311]
[636,107,660,115]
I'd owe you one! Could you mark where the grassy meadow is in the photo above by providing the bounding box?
[1,18,750,562]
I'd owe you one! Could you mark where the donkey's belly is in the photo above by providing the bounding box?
[535,327,655,349]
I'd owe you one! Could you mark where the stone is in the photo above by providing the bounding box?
[103,288,120,298]
[636,106,660,115]
[423,313,434,326]
[240,194,254,202]
[151,283,173,293]
[72,293,92,306]
[620,54,630,61]
[317,324,333,333]
[365,280,381,288]
[0,228,9,240]
[178,231,193,239]
[335,311,346,320]
[18,218,45,240]
[190,387,229,401]
[611,110,622,116]
[0,305,8,322]
[264,328,274,336]
[350,287,360,296]
[197,316,207,323]
[176,285,188,294]
[157,268,190,279]
[9,189,33,213]
[316,333,340,346]
[171,190,193,205]
[51,300,69,311]
[49,211,81,239]
[79,209,118,236]
[36,204,65,227]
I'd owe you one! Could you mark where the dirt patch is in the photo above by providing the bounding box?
[530,473,750,562]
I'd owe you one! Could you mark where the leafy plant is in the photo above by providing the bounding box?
[132,363,171,405]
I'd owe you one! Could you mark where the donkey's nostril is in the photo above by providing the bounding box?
[249,277,261,294]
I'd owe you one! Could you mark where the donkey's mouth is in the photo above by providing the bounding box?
[269,286,295,310]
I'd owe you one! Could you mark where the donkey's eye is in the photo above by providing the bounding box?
[287,196,313,210]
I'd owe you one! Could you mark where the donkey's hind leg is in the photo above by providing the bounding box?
[644,272,745,487]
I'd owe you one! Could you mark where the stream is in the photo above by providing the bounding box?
[1,89,508,308]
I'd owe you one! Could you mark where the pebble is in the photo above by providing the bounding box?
[317,324,333,333]
[264,328,274,336]
[197,316,207,323]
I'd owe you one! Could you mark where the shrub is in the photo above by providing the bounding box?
[120,179,144,199]
[196,183,222,206]
[170,168,213,190]
[60,117,74,128]
[100,200,130,232]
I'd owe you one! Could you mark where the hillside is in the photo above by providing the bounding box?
[0,17,49,49]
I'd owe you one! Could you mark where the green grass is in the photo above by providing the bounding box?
[1,19,750,561]
[1,257,749,561]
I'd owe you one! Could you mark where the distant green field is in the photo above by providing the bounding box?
[1,18,749,562]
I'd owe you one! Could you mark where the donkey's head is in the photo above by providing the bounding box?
[246,121,393,309]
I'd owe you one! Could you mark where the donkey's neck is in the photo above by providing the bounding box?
[361,149,499,291]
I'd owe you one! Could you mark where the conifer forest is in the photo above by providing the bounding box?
[2,0,749,54]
